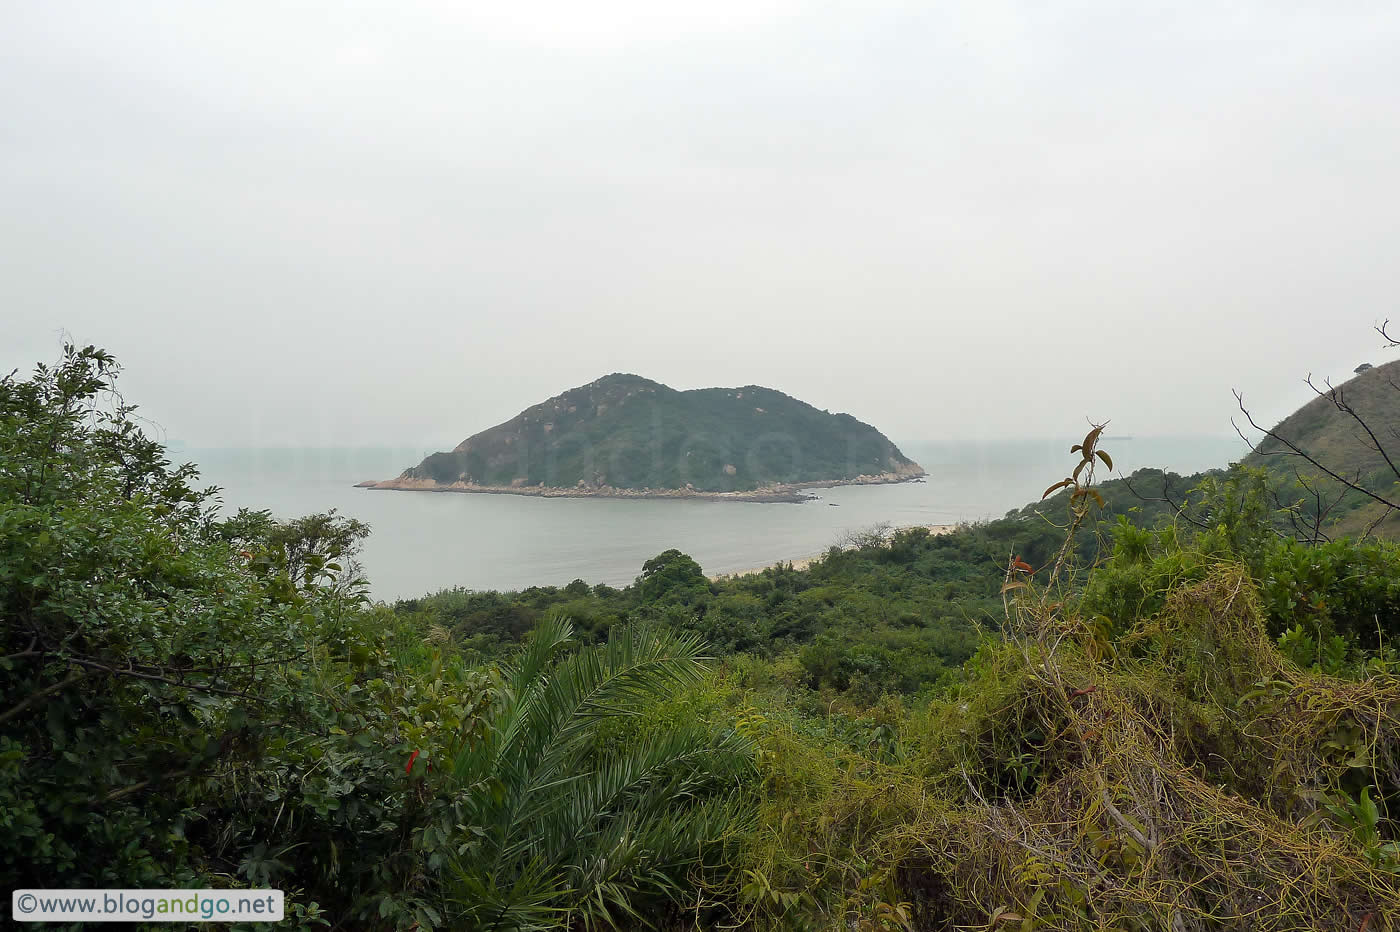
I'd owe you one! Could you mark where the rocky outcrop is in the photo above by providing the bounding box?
[355,467,923,503]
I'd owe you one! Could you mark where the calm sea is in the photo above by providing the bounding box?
[178,437,1244,600]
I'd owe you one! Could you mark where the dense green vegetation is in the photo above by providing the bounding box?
[397,519,1059,706]
[8,345,1400,930]
[398,373,922,493]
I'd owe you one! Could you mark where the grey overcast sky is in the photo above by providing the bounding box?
[3,1,1397,451]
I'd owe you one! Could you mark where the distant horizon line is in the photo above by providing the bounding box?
[169,432,1248,453]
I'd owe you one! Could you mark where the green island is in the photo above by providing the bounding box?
[9,347,1400,930]
[356,373,925,502]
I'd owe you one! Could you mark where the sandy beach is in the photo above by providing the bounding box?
[707,524,959,580]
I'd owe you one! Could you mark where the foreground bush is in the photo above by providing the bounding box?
[445,617,754,930]
[736,566,1400,930]
[0,346,506,925]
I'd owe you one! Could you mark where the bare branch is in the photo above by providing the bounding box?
[1234,390,1400,513]
[1121,471,1211,532]
[0,669,88,726]
[1304,375,1400,486]
[1378,319,1399,347]
[1362,505,1396,539]
[67,658,264,702]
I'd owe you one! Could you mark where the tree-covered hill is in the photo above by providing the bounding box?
[1243,357,1400,537]
[373,373,923,495]
[1019,355,1400,544]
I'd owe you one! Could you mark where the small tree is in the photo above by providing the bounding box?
[638,548,708,602]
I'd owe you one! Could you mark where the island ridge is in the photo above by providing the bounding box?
[357,373,924,502]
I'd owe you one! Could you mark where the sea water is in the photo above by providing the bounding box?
[180,436,1244,600]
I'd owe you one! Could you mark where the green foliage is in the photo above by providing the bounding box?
[0,346,496,925]
[731,567,1400,929]
[443,617,754,930]
[1083,486,1400,647]
[639,548,708,603]
[403,518,1062,703]
[1319,787,1400,871]
[1278,623,1351,675]
[219,507,371,592]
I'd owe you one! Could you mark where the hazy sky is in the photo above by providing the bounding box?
[4,1,1397,453]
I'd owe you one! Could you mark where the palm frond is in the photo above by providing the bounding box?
[447,853,570,932]
[529,623,709,754]
[443,619,754,930]
[501,614,575,697]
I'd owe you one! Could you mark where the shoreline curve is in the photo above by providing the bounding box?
[354,469,926,504]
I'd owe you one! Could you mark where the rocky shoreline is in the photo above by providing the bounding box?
[354,468,926,504]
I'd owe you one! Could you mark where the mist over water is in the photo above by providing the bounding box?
[181,436,1244,600]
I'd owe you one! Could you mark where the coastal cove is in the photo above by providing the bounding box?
[185,436,1242,600]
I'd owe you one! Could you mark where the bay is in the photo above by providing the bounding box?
[179,436,1244,600]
